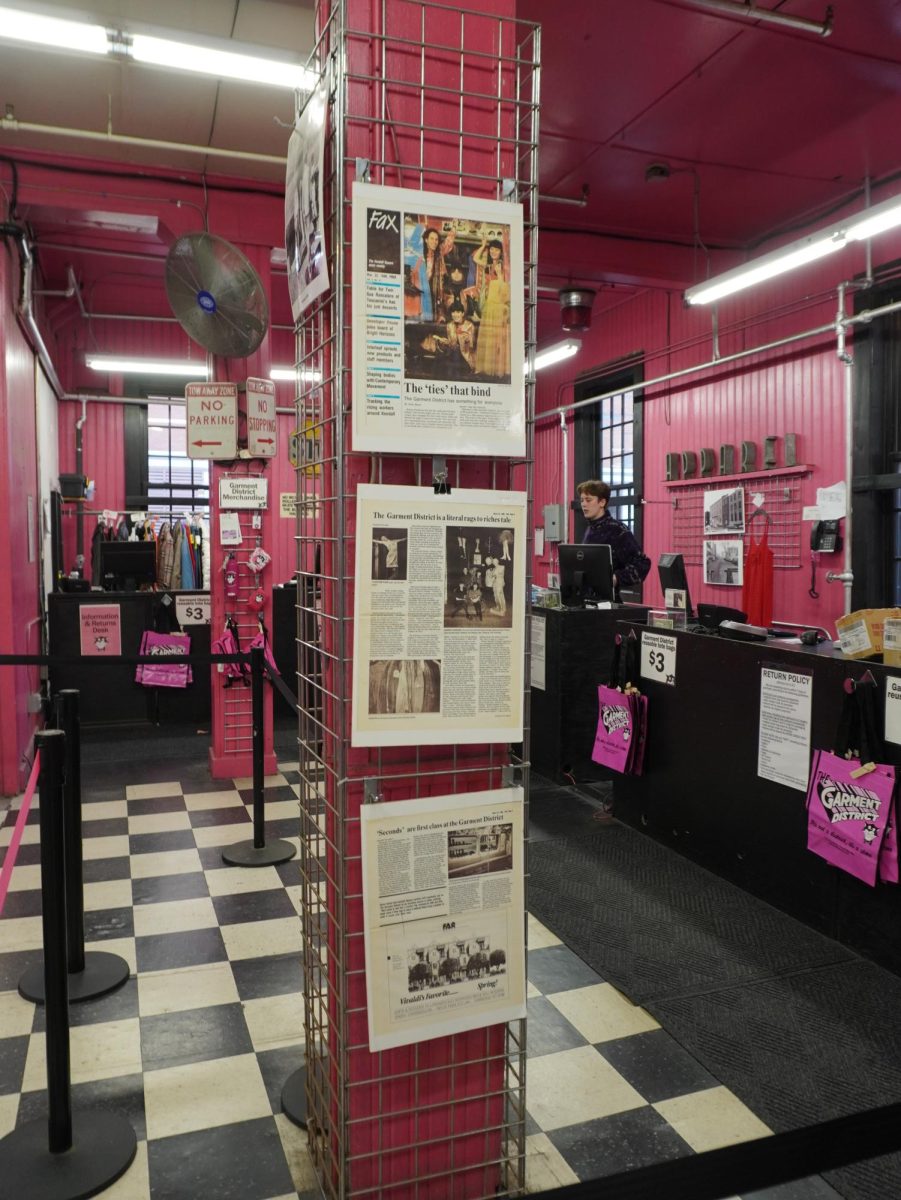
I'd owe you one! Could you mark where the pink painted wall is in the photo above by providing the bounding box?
[0,247,42,794]
[531,242,899,633]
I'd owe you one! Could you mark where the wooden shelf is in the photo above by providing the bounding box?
[663,464,811,489]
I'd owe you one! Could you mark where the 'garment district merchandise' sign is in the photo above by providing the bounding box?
[219,476,268,510]
[186,383,238,460]
[246,377,277,458]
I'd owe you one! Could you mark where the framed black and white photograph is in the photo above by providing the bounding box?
[704,538,744,586]
[704,487,745,534]
[371,527,408,581]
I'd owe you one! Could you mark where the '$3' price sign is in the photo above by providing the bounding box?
[639,631,677,687]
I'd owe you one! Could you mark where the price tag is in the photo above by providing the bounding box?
[640,630,677,686]
[176,595,211,625]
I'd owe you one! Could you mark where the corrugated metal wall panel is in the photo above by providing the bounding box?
[535,265,849,629]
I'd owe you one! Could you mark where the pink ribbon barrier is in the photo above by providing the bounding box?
[0,752,41,917]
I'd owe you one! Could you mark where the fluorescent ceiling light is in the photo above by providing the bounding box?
[270,366,322,383]
[0,4,312,90]
[87,356,208,377]
[0,5,107,53]
[686,189,901,306]
[532,340,580,372]
[130,34,311,91]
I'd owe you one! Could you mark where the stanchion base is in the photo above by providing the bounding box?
[221,838,297,867]
[0,1109,137,1200]
[18,951,131,1006]
[281,1066,307,1128]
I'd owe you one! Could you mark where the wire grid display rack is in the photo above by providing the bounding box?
[292,3,539,1199]
[668,468,811,570]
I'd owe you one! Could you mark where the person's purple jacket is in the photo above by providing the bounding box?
[583,513,651,586]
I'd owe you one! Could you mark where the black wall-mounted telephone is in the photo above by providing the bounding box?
[810,519,842,553]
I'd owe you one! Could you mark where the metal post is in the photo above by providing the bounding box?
[19,692,130,1005]
[58,691,84,975]
[252,644,266,849]
[221,646,296,868]
[37,730,72,1153]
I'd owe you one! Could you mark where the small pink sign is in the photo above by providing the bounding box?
[79,605,122,657]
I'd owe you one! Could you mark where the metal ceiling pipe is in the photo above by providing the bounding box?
[0,223,65,400]
[683,0,833,37]
[0,116,287,167]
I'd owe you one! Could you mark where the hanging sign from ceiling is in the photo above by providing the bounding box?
[246,377,277,459]
[186,383,238,460]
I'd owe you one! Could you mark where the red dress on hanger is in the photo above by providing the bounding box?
[743,518,774,627]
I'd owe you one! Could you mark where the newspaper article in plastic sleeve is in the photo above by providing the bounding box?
[360,788,526,1052]
[351,182,525,457]
[352,484,526,747]
[285,79,329,321]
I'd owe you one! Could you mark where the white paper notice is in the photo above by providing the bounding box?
[757,667,813,791]
[886,676,901,746]
[534,527,545,558]
[219,512,243,546]
[351,484,527,747]
[815,481,846,520]
[640,630,677,686]
[531,615,546,691]
[360,788,526,1052]
[351,182,525,458]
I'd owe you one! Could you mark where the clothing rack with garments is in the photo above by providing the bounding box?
[84,511,208,590]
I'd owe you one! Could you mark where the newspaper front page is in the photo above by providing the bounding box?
[351,182,525,457]
[361,788,526,1051]
[352,485,526,747]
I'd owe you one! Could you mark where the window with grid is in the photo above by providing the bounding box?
[147,400,210,520]
[573,363,644,550]
[598,389,636,527]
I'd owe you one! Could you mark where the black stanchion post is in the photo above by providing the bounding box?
[222,646,296,868]
[59,692,84,976]
[19,692,130,1006]
[252,644,266,850]
[0,732,138,1198]
[38,730,72,1153]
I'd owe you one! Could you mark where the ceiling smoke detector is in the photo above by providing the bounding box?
[645,162,672,183]
[559,288,595,332]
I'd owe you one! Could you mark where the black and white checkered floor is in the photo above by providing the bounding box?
[0,754,841,1199]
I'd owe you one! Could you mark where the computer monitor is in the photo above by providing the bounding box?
[99,541,157,590]
[657,552,692,617]
[558,543,614,607]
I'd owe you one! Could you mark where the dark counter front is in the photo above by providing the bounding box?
[48,591,211,727]
[613,626,901,976]
[530,605,648,785]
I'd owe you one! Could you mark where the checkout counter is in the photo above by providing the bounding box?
[48,590,211,727]
[607,623,901,976]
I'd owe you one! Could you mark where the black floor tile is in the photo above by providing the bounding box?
[238,785,298,806]
[83,906,134,941]
[147,1116,295,1200]
[140,1002,253,1070]
[81,817,129,839]
[595,1029,718,1105]
[230,953,304,1002]
[126,794,188,817]
[0,1034,30,1094]
[212,890,297,926]
[526,943,605,994]
[255,1043,305,1113]
[275,860,303,887]
[741,1178,845,1199]
[0,949,42,992]
[1,890,42,918]
[526,996,588,1058]
[267,817,301,840]
[188,806,252,829]
[132,871,209,906]
[8,843,41,866]
[81,785,127,804]
[33,977,139,1032]
[136,928,227,973]
[17,1071,148,1141]
[129,829,196,856]
[81,856,131,884]
[549,1106,693,1179]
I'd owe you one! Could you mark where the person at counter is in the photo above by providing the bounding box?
[578,479,651,595]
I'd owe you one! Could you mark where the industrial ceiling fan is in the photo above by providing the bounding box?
[165,232,269,359]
